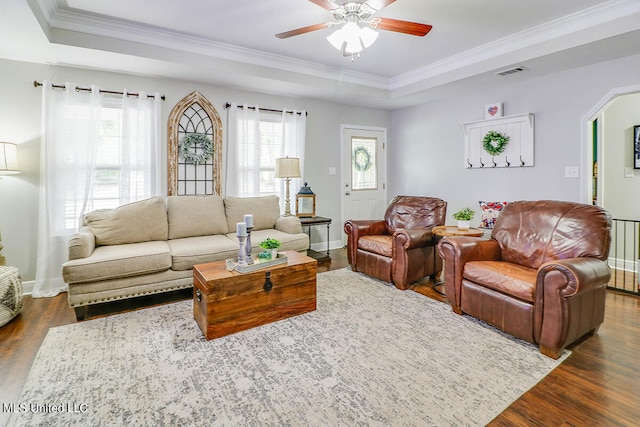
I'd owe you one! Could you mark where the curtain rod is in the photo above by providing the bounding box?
[224,102,307,116]
[33,81,165,101]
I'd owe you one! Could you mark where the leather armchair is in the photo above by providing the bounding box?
[344,196,447,290]
[437,200,612,359]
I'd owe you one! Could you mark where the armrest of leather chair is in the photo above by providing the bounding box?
[393,227,435,249]
[537,257,611,298]
[344,220,388,266]
[534,257,611,358]
[437,237,501,311]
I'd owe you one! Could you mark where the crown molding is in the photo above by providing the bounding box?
[27,0,640,99]
[390,0,640,90]
[30,0,390,90]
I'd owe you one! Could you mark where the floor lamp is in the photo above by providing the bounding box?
[0,142,21,266]
[275,157,301,216]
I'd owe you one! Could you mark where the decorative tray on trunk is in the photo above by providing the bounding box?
[225,253,288,273]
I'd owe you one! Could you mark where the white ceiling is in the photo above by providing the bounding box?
[2,0,640,109]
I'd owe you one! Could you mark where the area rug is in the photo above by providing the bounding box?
[9,268,568,426]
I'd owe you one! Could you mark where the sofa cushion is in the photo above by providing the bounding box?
[463,260,536,303]
[167,195,227,239]
[84,196,168,246]
[168,235,239,270]
[224,196,280,233]
[62,241,172,284]
[357,235,393,257]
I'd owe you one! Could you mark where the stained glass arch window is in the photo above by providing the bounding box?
[168,92,222,195]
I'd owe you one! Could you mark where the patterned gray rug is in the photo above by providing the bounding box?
[10,268,568,426]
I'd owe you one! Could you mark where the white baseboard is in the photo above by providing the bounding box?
[310,240,344,252]
[21,280,34,296]
[608,257,638,273]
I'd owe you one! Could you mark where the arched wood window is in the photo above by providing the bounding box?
[167,91,222,195]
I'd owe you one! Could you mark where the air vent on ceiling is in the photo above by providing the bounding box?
[495,66,528,76]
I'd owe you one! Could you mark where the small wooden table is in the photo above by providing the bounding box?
[431,226,485,295]
[299,216,332,263]
[193,251,317,340]
[432,226,485,238]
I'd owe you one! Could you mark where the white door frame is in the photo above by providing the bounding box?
[340,124,388,244]
[580,83,640,204]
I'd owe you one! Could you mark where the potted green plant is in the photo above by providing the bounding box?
[452,208,475,230]
[258,238,281,260]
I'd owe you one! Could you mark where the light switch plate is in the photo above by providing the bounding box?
[564,166,579,178]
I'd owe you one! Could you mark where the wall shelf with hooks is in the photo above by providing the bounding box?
[462,113,534,169]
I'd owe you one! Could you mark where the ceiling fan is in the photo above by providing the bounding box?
[275,0,432,57]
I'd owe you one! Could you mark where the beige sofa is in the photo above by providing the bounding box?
[62,195,309,320]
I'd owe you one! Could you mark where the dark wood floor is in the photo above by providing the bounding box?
[1,248,638,426]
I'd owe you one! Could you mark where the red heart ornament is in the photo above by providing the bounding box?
[488,106,498,116]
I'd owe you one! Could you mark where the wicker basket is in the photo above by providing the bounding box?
[0,266,22,327]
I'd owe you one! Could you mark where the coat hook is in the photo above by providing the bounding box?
[520,155,525,167]
[479,157,485,168]
[505,156,510,167]
[491,157,497,167]
[466,158,473,169]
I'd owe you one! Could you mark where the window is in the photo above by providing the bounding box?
[226,104,306,206]
[36,82,161,297]
[351,136,378,191]
[63,99,158,229]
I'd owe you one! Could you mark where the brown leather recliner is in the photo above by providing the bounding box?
[344,196,447,290]
[437,200,612,359]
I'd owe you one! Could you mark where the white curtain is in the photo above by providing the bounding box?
[226,103,261,197]
[33,82,161,297]
[121,89,162,202]
[226,103,306,213]
[279,108,306,205]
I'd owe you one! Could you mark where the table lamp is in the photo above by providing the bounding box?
[275,156,301,216]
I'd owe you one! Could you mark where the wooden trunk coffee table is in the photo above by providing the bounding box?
[193,250,317,340]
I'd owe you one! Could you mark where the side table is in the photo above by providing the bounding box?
[432,226,484,295]
[299,216,331,263]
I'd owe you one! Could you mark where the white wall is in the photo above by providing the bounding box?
[0,58,391,281]
[389,52,640,227]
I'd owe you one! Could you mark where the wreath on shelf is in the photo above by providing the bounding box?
[353,146,372,172]
[482,130,510,156]
[179,133,214,165]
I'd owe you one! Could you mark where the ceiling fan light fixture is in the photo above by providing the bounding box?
[342,21,361,40]
[345,39,363,54]
[359,26,378,48]
[327,28,345,50]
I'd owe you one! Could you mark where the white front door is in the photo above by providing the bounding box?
[341,126,387,244]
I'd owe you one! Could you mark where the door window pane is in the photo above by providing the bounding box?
[351,137,377,190]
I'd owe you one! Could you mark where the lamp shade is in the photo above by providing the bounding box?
[0,142,20,175]
[275,157,301,179]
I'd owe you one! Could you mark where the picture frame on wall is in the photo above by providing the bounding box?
[635,125,640,169]
[485,102,503,120]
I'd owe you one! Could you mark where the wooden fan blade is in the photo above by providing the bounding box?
[365,0,397,12]
[374,17,432,37]
[308,0,340,10]
[275,22,331,39]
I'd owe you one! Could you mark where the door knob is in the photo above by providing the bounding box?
[345,192,351,195]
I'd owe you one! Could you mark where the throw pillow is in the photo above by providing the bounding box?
[84,196,168,246]
[479,201,508,229]
[224,196,280,233]
[166,195,227,239]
